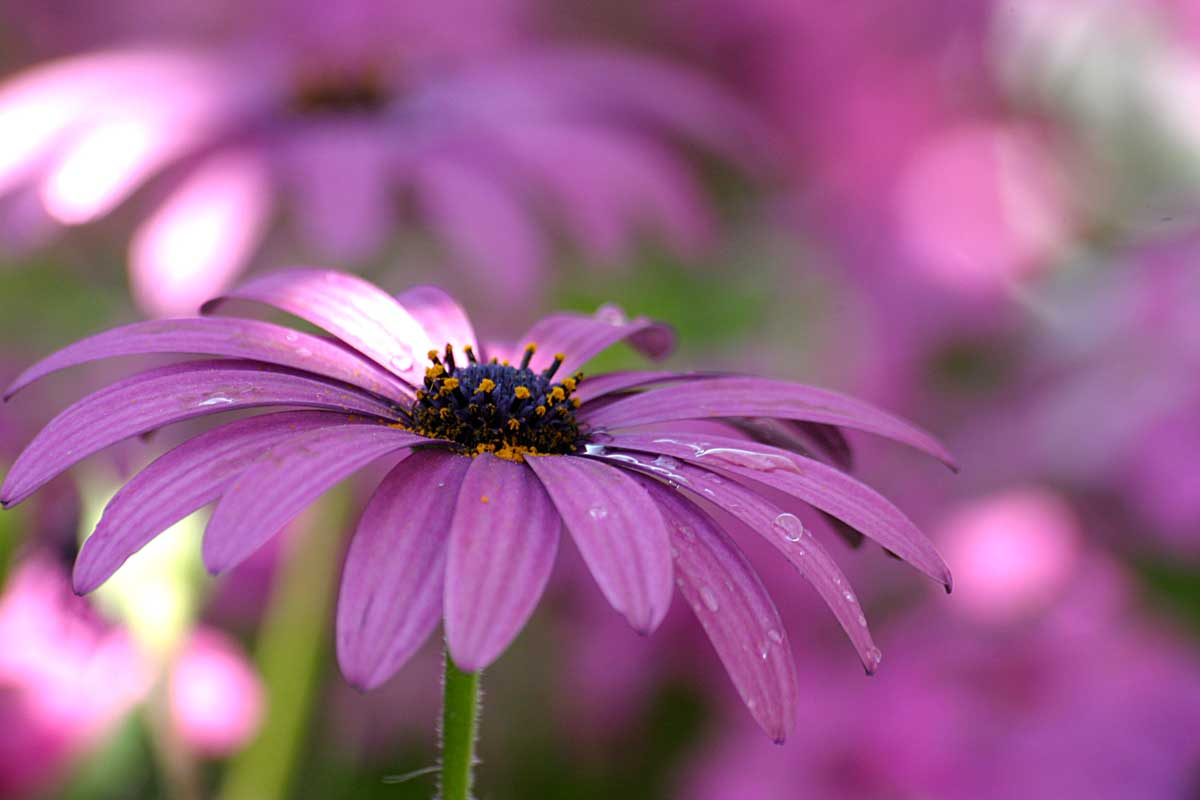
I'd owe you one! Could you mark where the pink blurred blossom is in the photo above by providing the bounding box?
[0,556,150,797]
[169,627,263,757]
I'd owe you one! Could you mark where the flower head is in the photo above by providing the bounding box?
[0,2,770,314]
[0,268,952,742]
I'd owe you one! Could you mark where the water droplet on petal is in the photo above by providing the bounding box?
[866,647,883,669]
[653,454,681,469]
[595,303,628,326]
[699,587,720,612]
[843,590,856,603]
[767,629,784,644]
[772,513,805,542]
[389,349,414,371]
[284,331,298,342]
[694,446,799,473]
[588,505,608,520]
[584,443,609,456]
[857,612,868,627]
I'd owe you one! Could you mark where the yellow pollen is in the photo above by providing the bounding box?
[442,377,460,391]
[506,418,520,431]
[525,343,537,353]
[476,378,496,393]
[563,378,577,391]
[427,349,440,360]
[535,405,547,417]
[571,398,581,408]
[514,386,531,399]
[501,359,510,366]
[549,387,566,402]
[554,353,566,362]
[481,495,490,504]
[427,364,445,379]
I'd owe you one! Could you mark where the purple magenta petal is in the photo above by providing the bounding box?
[580,377,956,469]
[586,449,882,674]
[573,370,695,404]
[74,411,348,594]
[337,450,470,690]
[0,360,400,507]
[525,455,672,633]
[731,419,854,471]
[201,269,433,383]
[507,308,676,377]
[606,433,951,589]
[444,455,560,672]
[4,317,411,402]
[394,285,479,355]
[636,477,798,742]
[202,424,434,574]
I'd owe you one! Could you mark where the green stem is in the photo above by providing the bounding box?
[439,650,481,800]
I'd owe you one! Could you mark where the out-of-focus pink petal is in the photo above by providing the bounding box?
[169,628,263,757]
[281,123,394,261]
[130,150,272,316]
[413,155,545,302]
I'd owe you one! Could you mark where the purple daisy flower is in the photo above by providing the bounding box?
[0,0,770,314]
[0,268,952,742]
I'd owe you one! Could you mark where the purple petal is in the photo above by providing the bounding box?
[607,433,951,589]
[525,455,672,633]
[337,450,470,690]
[636,478,798,742]
[394,285,479,355]
[444,455,560,672]
[0,360,399,507]
[201,269,433,383]
[586,449,882,674]
[574,370,692,404]
[581,377,956,469]
[508,308,675,377]
[74,411,347,594]
[731,419,854,471]
[203,424,433,574]
[4,317,411,402]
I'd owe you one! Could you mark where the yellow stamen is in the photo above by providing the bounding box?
[514,386,531,399]
[476,378,496,394]
[535,405,547,417]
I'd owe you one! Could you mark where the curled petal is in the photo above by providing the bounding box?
[510,309,675,377]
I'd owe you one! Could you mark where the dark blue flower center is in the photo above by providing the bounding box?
[409,344,584,460]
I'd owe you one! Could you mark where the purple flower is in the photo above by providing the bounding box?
[0,2,769,314]
[0,268,952,742]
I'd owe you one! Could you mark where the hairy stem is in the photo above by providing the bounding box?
[439,650,481,800]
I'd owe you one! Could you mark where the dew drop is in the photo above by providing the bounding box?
[843,590,856,603]
[767,629,784,644]
[588,505,608,520]
[595,303,628,326]
[699,587,720,612]
[694,447,799,473]
[389,349,414,371]
[437,481,446,488]
[702,472,725,485]
[284,331,298,342]
[653,454,681,469]
[772,513,805,542]
[295,347,312,358]
[857,612,867,627]
[759,643,770,660]
[198,396,235,407]
[866,647,883,669]
[584,443,609,456]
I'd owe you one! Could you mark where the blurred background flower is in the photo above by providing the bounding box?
[0,0,1198,798]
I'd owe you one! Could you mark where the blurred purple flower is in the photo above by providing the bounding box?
[0,1,768,314]
[680,487,1200,799]
[0,555,150,798]
[1,268,952,741]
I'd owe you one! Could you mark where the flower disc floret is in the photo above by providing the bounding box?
[409,344,584,460]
